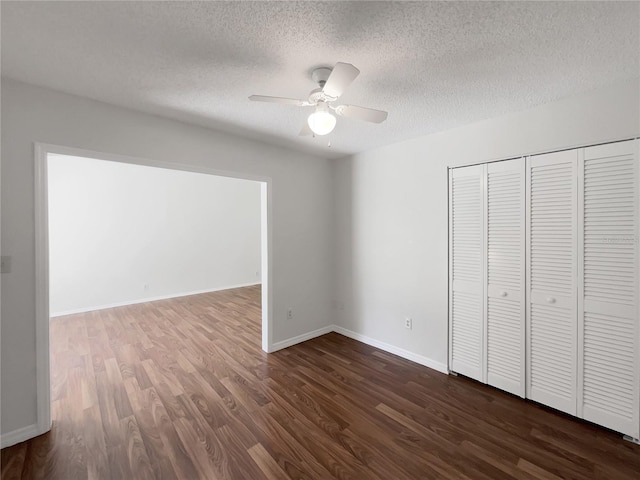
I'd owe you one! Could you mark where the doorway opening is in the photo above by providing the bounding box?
[34,144,272,435]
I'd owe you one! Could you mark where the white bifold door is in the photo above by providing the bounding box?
[526,150,578,416]
[449,164,486,382]
[578,140,639,439]
[449,160,526,395]
[486,160,525,397]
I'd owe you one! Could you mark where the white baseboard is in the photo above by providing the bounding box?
[1,423,41,449]
[50,282,262,317]
[332,325,449,374]
[270,325,335,352]
[271,324,448,375]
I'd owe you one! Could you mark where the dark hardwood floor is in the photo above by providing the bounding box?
[2,285,639,479]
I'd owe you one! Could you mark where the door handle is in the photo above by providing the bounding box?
[546,297,556,304]
[500,291,508,297]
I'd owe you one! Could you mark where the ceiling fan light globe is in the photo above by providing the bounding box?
[307,110,336,136]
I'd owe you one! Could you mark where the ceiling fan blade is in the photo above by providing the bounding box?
[322,62,360,99]
[249,95,308,106]
[334,104,388,123]
[299,121,313,136]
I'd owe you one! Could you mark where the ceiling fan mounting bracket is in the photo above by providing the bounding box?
[311,67,332,88]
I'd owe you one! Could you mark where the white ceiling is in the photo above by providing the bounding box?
[2,1,638,159]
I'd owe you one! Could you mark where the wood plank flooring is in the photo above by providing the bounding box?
[2,285,639,479]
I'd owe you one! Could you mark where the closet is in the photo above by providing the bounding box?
[448,139,640,440]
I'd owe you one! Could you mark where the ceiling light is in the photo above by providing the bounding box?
[307,102,336,136]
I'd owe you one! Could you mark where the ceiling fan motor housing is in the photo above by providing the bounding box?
[308,88,325,104]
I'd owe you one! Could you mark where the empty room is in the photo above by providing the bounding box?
[1,1,639,479]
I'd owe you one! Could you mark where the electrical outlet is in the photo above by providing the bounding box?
[404,317,412,329]
[287,308,293,320]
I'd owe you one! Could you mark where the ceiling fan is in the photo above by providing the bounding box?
[249,62,388,137]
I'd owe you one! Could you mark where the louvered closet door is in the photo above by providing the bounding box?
[526,151,578,415]
[449,165,486,382]
[486,159,525,397]
[578,140,639,438]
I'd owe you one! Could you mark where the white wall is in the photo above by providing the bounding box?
[48,154,261,316]
[333,77,640,371]
[1,79,334,436]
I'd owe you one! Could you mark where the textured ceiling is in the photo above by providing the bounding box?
[2,1,639,159]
